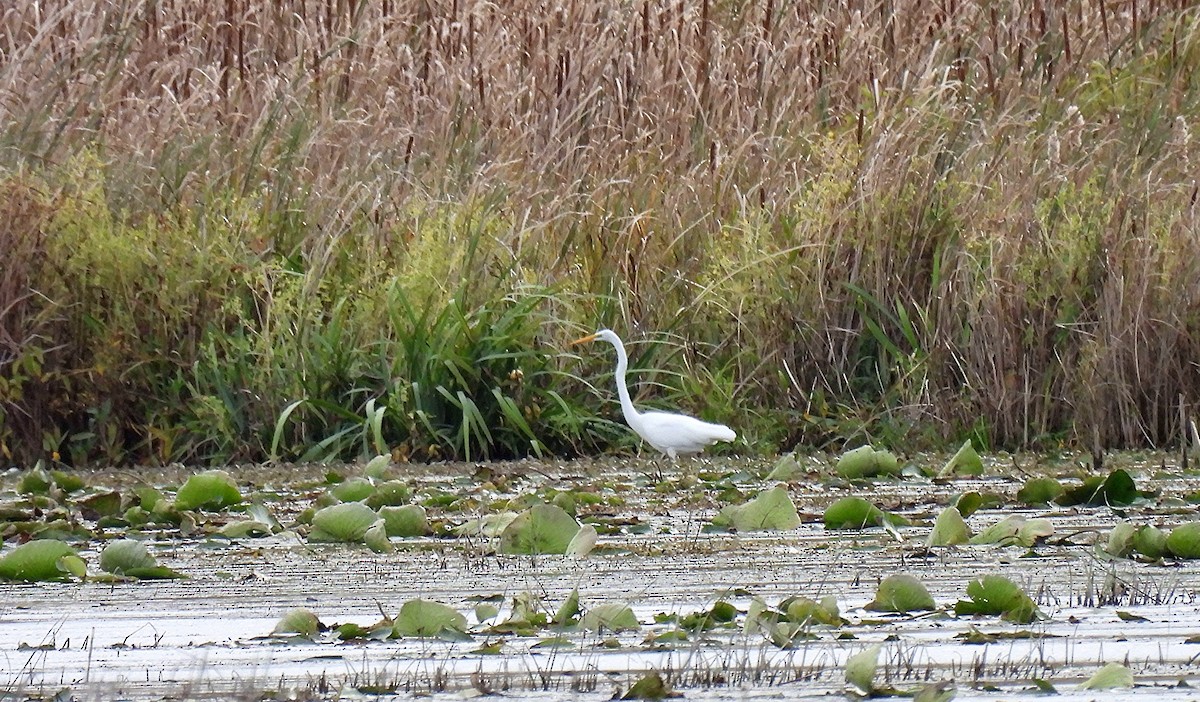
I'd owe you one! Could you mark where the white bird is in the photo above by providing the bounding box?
[571,329,736,460]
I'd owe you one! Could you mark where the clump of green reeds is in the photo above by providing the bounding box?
[2,0,1200,465]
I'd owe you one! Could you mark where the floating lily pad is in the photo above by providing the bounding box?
[379,504,430,537]
[938,440,984,477]
[393,598,469,639]
[579,603,640,633]
[954,491,984,517]
[824,497,908,530]
[553,588,581,626]
[865,574,936,613]
[566,524,599,557]
[365,480,412,509]
[969,515,1053,547]
[363,519,393,553]
[845,643,882,696]
[498,504,581,555]
[1166,522,1200,559]
[954,575,1040,623]
[175,470,242,511]
[309,502,380,543]
[1079,662,1134,690]
[712,486,801,531]
[272,608,324,638]
[1017,476,1064,505]
[1105,522,1137,558]
[766,454,804,480]
[0,540,83,582]
[622,671,675,700]
[1132,525,1168,559]
[1056,469,1138,507]
[928,507,972,546]
[782,595,841,626]
[837,445,900,479]
[363,454,392,480]
[330,477,375,503]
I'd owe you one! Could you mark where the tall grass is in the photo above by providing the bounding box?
[2,0,1200,465]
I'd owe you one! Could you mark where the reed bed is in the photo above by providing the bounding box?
[2,0,1199,465]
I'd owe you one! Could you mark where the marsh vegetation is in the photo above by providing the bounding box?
[4,1,1200,465]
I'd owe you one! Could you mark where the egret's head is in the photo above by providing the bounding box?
[570,329,617,346]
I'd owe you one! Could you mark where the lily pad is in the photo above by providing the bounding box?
[1057,469,1139,507]
[782,595,841,626]
[969,515,1053,547]
[824,497,908,529]
[622,671,676,700]
[0,540,83,582]
[954,575,1041,623]
[363,519,393,553]
[928,507,971,546]
[1105,522,1137,558]
[865,574,936,613]
[566,524,599,557]
[1079,662,1134,690]
[365,480,412,509]
[174,470,242,511]
[272,608,324,638]
[1017,476,1064,505]
[1166,522,1200,559]
[837,445,900,479]
[309,502,380,543]
[379,504,430,537]
[393,598,469,638]
[330,477,375,503]
[845,643,882,696]
[498,504,581,555]
[579,603,640,633]
[938,440,984,477]
[712,486,801,531]
[1132,524,1168,559]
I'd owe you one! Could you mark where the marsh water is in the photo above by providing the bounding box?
[3,453,1200,701]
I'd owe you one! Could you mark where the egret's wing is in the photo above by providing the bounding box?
[640,411,736,451]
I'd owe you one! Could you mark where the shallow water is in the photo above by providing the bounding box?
[2,453,1200,701]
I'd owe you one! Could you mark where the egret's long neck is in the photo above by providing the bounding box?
[610,337,642,427]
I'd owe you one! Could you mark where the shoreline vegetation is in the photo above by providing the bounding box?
[2,0,1199,466]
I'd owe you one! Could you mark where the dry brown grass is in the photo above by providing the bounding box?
[2,0,1200,462]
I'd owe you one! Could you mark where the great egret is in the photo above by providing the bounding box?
[571,329,736,459]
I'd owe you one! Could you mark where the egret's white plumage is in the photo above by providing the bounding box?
[572,329,736,459]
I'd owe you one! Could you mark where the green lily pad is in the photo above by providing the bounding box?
[393,598,469,638]
[0,540,82,582]
[50,470,86,493]
[969,515,1053,547]
[928,507,972,546]
[824,497,908,530]
[837,445,900,479]
[175,470,242,511]
[1166,522,1200,559]
[766,454,804,480]
[309,502,380,543]
[553,588,580,626]
[363,519,393,553]
[18,467,53,495]
[712,486,801,531]
[913,681,957,702]
[1105,522,1137,558]
[954,491,984,517]
[579,603,640,633]
[379,504,430,537]
[782,595,841,626]
[938,440,984,477]
[1057,469,1138,507]
[498,504,581,555]
[1132,525,1168,559]
[272,608,324,638]
[1017,476,1064,505]
[218,519,273,539]
[845,643,882,696]
[363,454,392,480]
[1079,662,1134,690]
[622,671,675,700]
[99,539,155,573]
[566,524,599,557]
[78,490,124,518]
[865,574,936,613]
[365,480,411,509]
[954,575,1041,623]
[330,477,375,503]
